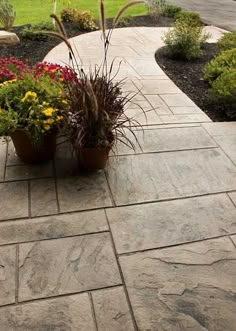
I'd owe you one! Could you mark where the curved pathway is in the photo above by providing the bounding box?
[0,27,236,330]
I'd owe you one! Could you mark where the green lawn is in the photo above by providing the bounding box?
[11,0,147,25]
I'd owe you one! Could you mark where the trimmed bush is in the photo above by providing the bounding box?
[61,7,97,31]
[175,11,202,27]
[0,0,16,31]
[211,69,236,118]
[162,4,182,18]
[21,22,54,41]
[162,19,209,60]
[218,31,236,51]
[203,48,236,84]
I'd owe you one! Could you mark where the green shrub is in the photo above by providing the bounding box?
[0,0,16,31]
[21,22,54,41]
[211,69,236,118]
[117,15,132,27]
[162,4,182,18]
[203,48,236,84]
[61,7,97,31]
[162,20,209,60]
[146,0,166,17]
[217,31,236,51]
[175,11,202,27]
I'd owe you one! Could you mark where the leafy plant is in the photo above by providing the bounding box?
[21,22,55,41]
[162,19,209,60]
[217,31,236,51]
[0,0,16,31]
[0,58,27,83]
[175,11,202,27]
[0,62,67,142]
[203,48,236,84]
[45,1,144,152]
[145,0,166,17]
[61,7,97,31]
[211,69,236,118]
[162,4,181,18]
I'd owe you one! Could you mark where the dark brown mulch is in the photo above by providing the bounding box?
[0,15,173,66]
[155,44,232,122]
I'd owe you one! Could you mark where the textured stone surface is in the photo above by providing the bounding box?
[160,94,196,107]
[228,191,236,207]
[106,148,236,205]
[120,237,236,331]
[0,293,96,330]
[140,126,216,153]
[107,194,236,253]
[30,178,58,217]
[170,106,204,114]
[0,246,16,306]
[0,210,108,245]
[138,80,181,94]
[18,233,121,301]
[5,162,53,181]
[57,172,112,212]
[6,140,23,166]
[202,122,236,136]
[0,182,28,220]
[92,287,135,331]
[125,108,162,126]
[0,31,19,45]
[231,235,236,245]
[213,135,236,164]
[159,113,210,124]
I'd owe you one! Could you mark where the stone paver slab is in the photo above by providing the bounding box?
[170,106,204,114]
[213,135,236,164]
[0,293,96,331]
[140,126,217,153]
[30,178,58,217]
[228,191,236,207]
[57,172,112,212]
[0,181,28,220]
[7,140,24,166]
[202,122,236,136]
[18,233,121,301]
[127,58,164,76]
[144,95,172,115]
[231,235,236,246]
[160,94,196,107]
[5,162,53,181]
[125,108,162,126]
[107,194,236,253]
[159,113,211,124]
[119,237,236,331]
[106,148,236,205]
[0,210,108,246]
[0,246,16,306]
[92,286,135,331]
[139,80,182,94]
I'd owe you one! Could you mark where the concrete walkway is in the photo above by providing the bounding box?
[168,0,236,31]
[0,27,236,330]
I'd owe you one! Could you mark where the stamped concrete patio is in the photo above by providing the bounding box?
[0,27,236,330]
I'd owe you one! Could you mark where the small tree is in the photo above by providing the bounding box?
[0,0,16,31]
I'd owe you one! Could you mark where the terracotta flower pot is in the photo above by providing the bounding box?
[76,146,111,170]
[10,129,57,163]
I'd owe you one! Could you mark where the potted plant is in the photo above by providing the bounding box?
[47,1,144,170]
[0,59,66,163]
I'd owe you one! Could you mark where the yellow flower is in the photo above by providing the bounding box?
[21,91,37,103]
[42,101,49,106]
[62,99,68,105]
[42,107,55,117]
[56,116,63,121]
[45,118,54,124]
[0,108,3,113]
[44,124,50,130]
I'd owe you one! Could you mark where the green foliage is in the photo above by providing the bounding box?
[116,15,132,27]
[21,22,54,41]
[211,69,236,118]
[175,11,202,27]
[162,19,209,60]
[146,0,166,17]
[217,31,236,51]
[0,0,16,31]
[203,48,236,84]
[162,4,181,18]
[61,7,97,31]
